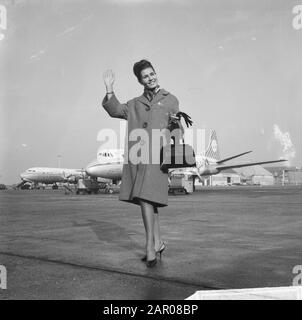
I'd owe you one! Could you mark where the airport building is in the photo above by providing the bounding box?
[210,169,241,186]
[200,166,299,187]
[287,171,302,185]
[266,166,302,185]
[234,165,274,186]
[200,166,276,187]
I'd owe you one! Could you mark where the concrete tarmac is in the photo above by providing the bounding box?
[0,186,301,300]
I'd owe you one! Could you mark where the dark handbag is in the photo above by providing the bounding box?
[160,112,196,173]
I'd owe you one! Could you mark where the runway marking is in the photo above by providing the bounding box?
[0,251,222,291]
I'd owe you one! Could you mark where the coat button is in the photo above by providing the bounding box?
[145,106,150,111]
[143,122,148,128]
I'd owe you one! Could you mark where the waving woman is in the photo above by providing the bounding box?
[102,60,180,267]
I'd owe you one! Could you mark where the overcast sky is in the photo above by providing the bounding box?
[0,0,301,184]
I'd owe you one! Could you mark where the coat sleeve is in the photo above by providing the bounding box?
[167,95,181,129]
[167,95,185,138]
[170,95,179,114]
[102,94,128,120]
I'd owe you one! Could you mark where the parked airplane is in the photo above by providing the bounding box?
[171,130,287,180]
[85,130,286,183]
[18,167,85,189]
[85,149,123,184]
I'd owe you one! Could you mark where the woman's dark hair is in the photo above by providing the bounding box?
[133,59,155,82]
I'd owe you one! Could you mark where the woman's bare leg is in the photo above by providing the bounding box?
[140,200,156,261]
[153,212,162,251]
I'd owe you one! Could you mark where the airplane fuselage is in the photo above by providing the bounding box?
[85,161,123,180]
[198,165,219,176]
[20,167,84,184]
[195,155,219,174]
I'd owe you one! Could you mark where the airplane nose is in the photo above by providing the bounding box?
[85,161,98,177]
[20,172,26,180]
[85,166,92,176]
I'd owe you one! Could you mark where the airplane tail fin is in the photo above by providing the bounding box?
[205,130,221,160]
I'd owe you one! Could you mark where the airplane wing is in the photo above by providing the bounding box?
[216,159,287,171]
[216,151,252,164]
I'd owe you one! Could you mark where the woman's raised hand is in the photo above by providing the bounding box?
[103,69,115,92]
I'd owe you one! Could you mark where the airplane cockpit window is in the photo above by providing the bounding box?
[98,151,116,158]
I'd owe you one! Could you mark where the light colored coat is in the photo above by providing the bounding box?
[102,89,179,207]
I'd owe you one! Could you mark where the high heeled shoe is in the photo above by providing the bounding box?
[146,258,157,268]
[141,242,166,262]
[157,242,166,260]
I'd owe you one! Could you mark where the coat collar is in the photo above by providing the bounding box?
[143,85,160,101]
[137,88,169,106]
